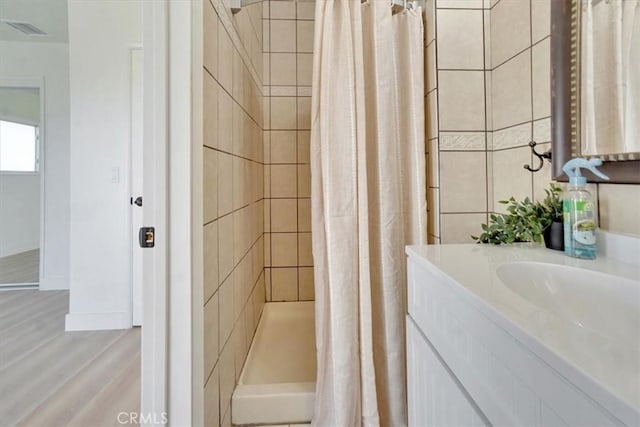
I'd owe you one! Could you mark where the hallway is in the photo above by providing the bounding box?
[0,290,140,426]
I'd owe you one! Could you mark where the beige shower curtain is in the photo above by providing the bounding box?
[581,0,640,155]
[310,1,426,426]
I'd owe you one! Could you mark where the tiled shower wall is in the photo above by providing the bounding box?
[598,184,640,235]
[263,0,316,302]
[202,1,266,426]
[426,0,640,242]
[489,0,552,211]
[423,1,439,244]
[423,0,493,243]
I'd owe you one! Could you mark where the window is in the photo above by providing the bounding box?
[0,120,40,173]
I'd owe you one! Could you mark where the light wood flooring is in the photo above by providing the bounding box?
[0,250,39,285]
[0,290,141,426]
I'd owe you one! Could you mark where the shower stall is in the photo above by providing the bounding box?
[232,302,315,425]
[202,0,426,425]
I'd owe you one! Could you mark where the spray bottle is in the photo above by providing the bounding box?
[562,158,609,259]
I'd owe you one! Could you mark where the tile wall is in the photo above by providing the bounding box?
[489,0,640,237]
[424,0,492,243]
[490,0,552,213]
[263,0,316,302]
[598,184,640,236]
[426,0,640,242]
[423,0,440,244]
[202,0,267,426]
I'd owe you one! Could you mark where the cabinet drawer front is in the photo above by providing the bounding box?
[407,318,488,427]
[407,257,624,427]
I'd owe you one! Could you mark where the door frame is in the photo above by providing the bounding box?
[0,76,45,290]
[141,0,205,423]
[140,0,168,422]
[164,0,205,424]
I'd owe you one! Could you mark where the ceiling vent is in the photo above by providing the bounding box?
[1,19,47,36]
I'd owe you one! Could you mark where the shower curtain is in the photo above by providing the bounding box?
[581,0,640,155]
[310,1,426,426]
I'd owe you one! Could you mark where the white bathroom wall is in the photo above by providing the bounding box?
[0,174,40,257]
[0,41,71,289]
[66,0,142,330]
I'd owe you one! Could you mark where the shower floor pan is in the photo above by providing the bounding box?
[232,301,316,425]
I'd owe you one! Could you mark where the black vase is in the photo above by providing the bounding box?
[543,220,564,251]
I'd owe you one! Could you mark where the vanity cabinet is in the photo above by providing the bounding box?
[406,250,631,427]
[407,317,487,426]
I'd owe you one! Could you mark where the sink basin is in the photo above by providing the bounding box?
[497,262,640,344]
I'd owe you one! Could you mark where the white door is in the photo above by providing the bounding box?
[130,47,144,326]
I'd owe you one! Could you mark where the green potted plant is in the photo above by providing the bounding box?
[540,183,564,251]
[472,184,564,250]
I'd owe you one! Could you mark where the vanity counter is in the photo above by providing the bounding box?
[406,243,640,426]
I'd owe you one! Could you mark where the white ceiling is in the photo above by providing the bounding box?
[0,0,68,43]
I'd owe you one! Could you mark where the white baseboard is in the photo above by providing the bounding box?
[0,283,38,291]
[65,311,132,331]
[39,275,69,290]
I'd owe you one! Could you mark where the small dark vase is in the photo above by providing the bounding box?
[543,220,564,251]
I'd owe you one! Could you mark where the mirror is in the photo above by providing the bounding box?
[578,0,640,157]
[551,0,640,183]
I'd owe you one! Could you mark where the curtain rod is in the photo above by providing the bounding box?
[232,0,419,15]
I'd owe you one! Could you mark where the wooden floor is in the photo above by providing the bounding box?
[0,290,141,426]
[0,250,39,285]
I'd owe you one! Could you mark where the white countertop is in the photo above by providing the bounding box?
[406,243,640,420]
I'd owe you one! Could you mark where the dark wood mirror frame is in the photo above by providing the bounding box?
[550,0,640,184]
